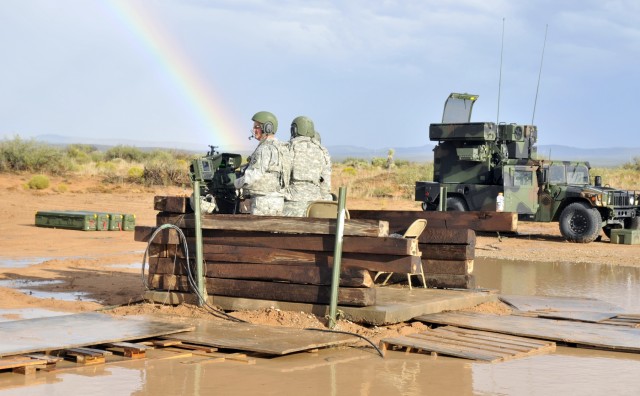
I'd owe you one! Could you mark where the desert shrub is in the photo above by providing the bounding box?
[341,158,371,169]
[342,166,357,177]
[371,157,387,168]
[27,174,50,189]
[55,183,69,193]
[104,145,145,162]
[0,136,73,175]
[127,166,145,183]
[66,144,97,165]
[622,157,640,172]
[143,151,190,186]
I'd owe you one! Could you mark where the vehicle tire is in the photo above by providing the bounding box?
[559,202,602,243]
[446,196,468,211]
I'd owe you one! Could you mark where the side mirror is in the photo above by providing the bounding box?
[594,176,602,187]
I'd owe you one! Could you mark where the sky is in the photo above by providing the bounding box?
[1,0,638,152]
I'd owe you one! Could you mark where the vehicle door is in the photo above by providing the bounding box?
[503,164,539,214]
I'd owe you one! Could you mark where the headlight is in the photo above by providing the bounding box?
[631,196,636,205]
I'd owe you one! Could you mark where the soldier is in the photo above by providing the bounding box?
[234,111,290,216]
[283,116,332,216]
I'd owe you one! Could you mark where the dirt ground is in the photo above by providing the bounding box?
[0,173,637,343]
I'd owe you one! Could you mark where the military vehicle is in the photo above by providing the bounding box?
[415,93,640,243]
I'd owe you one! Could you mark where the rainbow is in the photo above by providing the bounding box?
[105,1,249,150]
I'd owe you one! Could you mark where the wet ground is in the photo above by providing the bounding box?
[1,257,640,394]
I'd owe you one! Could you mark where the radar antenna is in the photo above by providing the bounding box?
[532,24,548,124]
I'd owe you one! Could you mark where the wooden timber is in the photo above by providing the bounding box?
[135,226,419,256]
[423,259,473,275]
[421,244,474,261]
[206,278,376,307]
[425,274,476,289]
[156,212,389,237]
[148,258,374,287]
[349,209,517,232]
[154,195,191,213]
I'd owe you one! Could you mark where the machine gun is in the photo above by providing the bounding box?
[189,145,244,214]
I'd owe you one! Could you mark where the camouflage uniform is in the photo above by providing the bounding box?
[312,131,332,200]
[236,138,288,216]
[284,124,332,216]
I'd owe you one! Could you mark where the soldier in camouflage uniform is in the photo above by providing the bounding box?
[283,116,332,216]
[234,111,290,216]
[312,131,333,200]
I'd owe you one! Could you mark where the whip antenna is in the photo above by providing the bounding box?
[496,17,505,126]
[532,24,548,124]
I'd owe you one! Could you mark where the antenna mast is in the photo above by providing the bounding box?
[532,24,548,124]
[496,17,505,126]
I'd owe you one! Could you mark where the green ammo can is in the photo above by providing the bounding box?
[35,210,98,231]
[94,212,136,231]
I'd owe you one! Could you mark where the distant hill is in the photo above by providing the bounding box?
[9,134,640,167]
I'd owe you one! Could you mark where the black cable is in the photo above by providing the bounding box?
[304,327,384,358]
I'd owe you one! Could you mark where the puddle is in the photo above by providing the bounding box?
[0,279,96,302]
[475,258,640,312]
[0,258,53,268]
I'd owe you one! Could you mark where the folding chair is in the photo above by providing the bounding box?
[305,201,350,219]
[374,219,427,289]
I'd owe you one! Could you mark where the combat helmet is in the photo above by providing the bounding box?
[290,116,315,138]
[252,111,278,134]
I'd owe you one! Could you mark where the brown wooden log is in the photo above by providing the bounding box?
[148,257,374,287]
[156,213,389,237]
[349,210,517,232]
[206,263,373,287]
[423,259,474,275]
[154,196,192,213]
[206,278,376,307]
[425,274,476,289]
[135,226,418,256]
[149,274,191,291]
[420,228,476,245]
[420,244,475,261]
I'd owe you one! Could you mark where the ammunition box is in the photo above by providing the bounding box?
[35,211,98,231]
[610,229,640,245]
[94,212,136,231]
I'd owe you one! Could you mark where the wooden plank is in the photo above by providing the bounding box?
[154,195,191,213]
[425,274,476,289]
[206,278,376,307]
[415,311,640,352]
[135,227,419,256]
[156,212,389,237]
[511,310,617,323]
[0,356,50,370]
[380,325,554,362]
[0,312,194,358]
[349,210,517,232]
[161,319,357,355]
[421,244,475,260]
[499,295,625,313]
[423,259,474,275]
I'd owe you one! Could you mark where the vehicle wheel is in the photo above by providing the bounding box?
[559,202,602,243]
[446,196,468,211]
[624,216,640,230]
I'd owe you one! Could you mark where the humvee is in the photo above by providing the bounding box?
[415,93,640,243]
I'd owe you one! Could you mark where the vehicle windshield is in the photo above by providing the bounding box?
[566,164,590,185]
[548,163,590,184]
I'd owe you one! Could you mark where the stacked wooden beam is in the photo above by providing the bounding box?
[350,210,479,289]
[135,196,427,307]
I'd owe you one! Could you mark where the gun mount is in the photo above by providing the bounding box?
[189,145,244,214]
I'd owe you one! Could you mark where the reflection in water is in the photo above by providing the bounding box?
[475,258,640,312]
[0,279,95,302]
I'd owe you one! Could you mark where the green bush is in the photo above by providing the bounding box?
[0,136,73,175]
[371,157,387,168]
[27,174,50,189]
[104,145,145,162]
[143,152,190,186]
[55,183,69,193]
[342,166,357,177]
[127,166,145,183]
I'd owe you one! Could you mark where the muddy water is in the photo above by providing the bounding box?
[475,258,640,311]
[2,259,640,394]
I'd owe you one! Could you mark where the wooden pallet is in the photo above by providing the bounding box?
[380,325,555,362]
[0,356,53,375]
